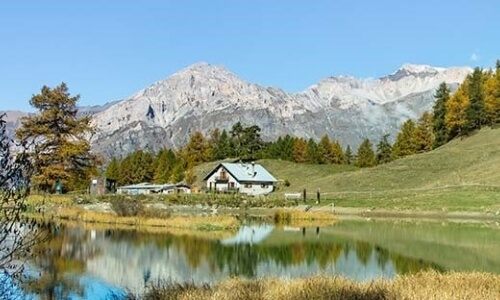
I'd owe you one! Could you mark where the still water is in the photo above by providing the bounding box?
[23,219,500,299]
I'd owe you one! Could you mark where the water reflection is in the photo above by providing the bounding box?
[27,220,500,299]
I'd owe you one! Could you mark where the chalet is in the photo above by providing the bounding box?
[203,162,277,196]
[116,183,191,195]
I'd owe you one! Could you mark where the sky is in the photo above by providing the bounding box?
[1,0,499,111]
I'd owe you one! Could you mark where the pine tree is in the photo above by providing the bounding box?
[345,145,353,165]
[104,157,120,181]
[464,68,486,134]
[376,134,393,164]
[306,138,319,164]
[212,129,233,160]
[432,82,450,148]
[414,111,434,153]
[354,139,376,168]
[392,119,417,158]
[292,138,308,163]
[16,83,99,192]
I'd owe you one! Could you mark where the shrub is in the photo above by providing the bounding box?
[110,196,143,217]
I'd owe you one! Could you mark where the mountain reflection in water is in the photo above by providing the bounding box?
[27,219,500,299]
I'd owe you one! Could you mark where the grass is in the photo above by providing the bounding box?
[49,207,239,231]
[132,271,500,300]
[192,127,500,213]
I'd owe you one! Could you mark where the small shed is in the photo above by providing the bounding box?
[89,177,117,196]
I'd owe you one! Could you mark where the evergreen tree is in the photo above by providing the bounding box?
[292,138,308,163]
[16,83,98,192]
[212,129,233,160]
[240,125,264,159]
[376,134,393,164]
[392,119,417,158]
[170,163,185,183]
[154,149,177,183]
[432,82,450,148]
[230,122,244,158]
[345,145,353,165]
[306,138,319,164]
[354,139,376,168]
[104,157,120,181]
[414,111,434,153]
[464,68,486,134]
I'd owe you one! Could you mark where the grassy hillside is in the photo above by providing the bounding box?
[195,128,500,212]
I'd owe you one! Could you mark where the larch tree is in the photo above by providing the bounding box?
[317,134,333,164]
[183,131,211,166]
[392,119,417,158]
[432,82,450,148]
[16,83,99,192]
[464,68,486,134]
[292,138,308,163]
[445,84,469,138]
[153,148,177,183]
[354,139,376,168]
[484,61,500,125]
[414,111,435,153]
[331,140,347,165]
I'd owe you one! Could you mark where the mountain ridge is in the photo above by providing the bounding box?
[2,62,472,158]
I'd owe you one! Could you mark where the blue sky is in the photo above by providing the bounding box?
[1,0,498,111]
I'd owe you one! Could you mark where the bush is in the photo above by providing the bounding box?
[110,196,143,217]
[274,210,292,224]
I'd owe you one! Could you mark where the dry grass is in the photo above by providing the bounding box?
[52,207,239,231]
[134,271,500,300]
[273,209,337,227]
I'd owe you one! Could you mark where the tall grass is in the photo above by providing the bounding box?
[131,271,500,300]
[51,207,239,231]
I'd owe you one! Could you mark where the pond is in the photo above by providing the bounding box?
[16,218,500,299]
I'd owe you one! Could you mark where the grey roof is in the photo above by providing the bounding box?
[205,162,277,182]
[117,183,176,190]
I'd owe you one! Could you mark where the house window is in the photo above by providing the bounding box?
[261,183,268,188]
[229,182,235,189]
[244,183,252,188]
[220,170,228,180]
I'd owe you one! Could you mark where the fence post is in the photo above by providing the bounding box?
[317,188,321,204]
[303,189,307,203]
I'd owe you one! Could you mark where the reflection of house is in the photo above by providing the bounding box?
[90,177,117,195]
[220,225,274,245]
[116,183,191,195]
[203,162,277,196]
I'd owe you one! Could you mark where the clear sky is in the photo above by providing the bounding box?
[1,0,498,111]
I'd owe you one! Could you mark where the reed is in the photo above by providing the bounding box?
[133,271,500,300]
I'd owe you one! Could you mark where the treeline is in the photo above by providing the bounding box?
[106,61,500,186]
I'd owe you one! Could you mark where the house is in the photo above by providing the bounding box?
[203,162,277,196]
[116,183,191,195]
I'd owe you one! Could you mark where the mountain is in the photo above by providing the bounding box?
[2,63,472,158]
[90,62,471,158]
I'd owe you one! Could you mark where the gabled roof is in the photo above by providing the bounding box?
[203,162,277,182]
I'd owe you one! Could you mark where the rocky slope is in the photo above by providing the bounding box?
[2,62,472,158]
[90,62,471,158]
